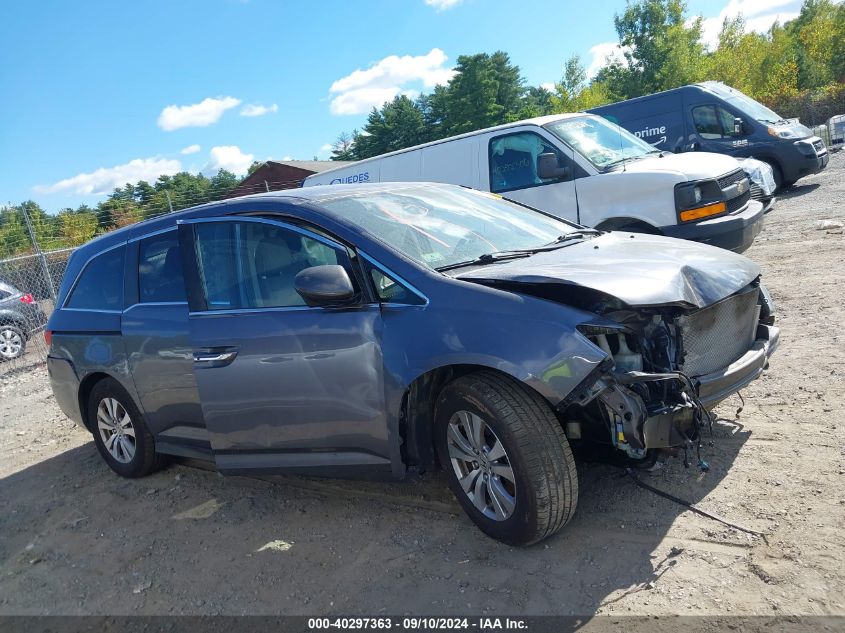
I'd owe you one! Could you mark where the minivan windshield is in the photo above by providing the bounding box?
[316,184,582,270]
[544,115,659,169]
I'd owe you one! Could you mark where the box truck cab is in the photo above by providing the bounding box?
[304,113,764,253]
[589,81,829,190]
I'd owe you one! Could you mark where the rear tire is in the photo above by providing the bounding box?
[0,324,26,361]
[434,371,578,546]
[88,378,165,478]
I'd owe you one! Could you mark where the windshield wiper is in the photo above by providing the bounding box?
[436,232,598,272]
[435,251,534,272]
[549,228,601,243]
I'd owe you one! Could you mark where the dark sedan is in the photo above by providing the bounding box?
[45,183,778,545]
[0,280,47,361]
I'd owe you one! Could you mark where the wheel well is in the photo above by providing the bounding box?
[400,364,553,473]
[77,372,112,433]
[595,217,662,234]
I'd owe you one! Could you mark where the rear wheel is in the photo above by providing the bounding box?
[88,378,164,478]
[434,371,578,546]
[0,324,25,361]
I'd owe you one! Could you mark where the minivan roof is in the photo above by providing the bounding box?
[304,113,589,180]
[66,182,480,259]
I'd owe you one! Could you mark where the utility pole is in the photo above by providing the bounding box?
[20,204,57,302]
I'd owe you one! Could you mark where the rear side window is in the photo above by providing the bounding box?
[66,246,125,310]
[138,233,186,303]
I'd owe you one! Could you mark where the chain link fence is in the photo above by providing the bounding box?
[0,177,303,376]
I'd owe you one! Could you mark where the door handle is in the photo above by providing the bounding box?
[193,351,238,364]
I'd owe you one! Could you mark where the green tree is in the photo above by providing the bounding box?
[354,95,428,158]
[330,130,358,160]
[613,0,704,95]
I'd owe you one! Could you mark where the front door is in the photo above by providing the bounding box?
[178,215,390,474]
[690,104,751,157]
[485,130,580,222]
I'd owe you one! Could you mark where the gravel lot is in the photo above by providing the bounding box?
[1,153,843,617]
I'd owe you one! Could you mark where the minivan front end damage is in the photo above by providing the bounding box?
[559,281,779,465]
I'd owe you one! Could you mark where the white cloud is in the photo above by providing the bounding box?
[329,48,455,115]
[540,82,556,93]
[700,0,801,49]
[320,144,333,152]
[34,157,182,196]
[240,103,279,117]
[203,145,254,175]
[425,0,463,10]
[180,144,201,155]
[157,96,241,131]
[586,42,628,78]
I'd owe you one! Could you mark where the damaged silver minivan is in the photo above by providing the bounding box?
[46,183,778,545]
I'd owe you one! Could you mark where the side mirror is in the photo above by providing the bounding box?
[685,141,701,151]
[294,265,355,307]
[537,153,570,180]
[734,117,744,135]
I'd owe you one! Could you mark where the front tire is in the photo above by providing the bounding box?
[88,378,164,478]
[434,371,578,546]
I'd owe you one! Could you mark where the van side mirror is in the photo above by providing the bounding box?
[734,117,744,136]
[537,153,570,180]
[294,265,355,307]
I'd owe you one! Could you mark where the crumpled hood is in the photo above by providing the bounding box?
[616,152,741,181]
[453,232,760,309]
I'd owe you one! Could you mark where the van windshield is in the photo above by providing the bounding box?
[315,184,582,271]
[545,116,659,169]
[723,92,783,124]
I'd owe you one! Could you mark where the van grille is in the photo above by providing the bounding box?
[717,169,745,189]
[727,189,751,213]
[677,286,761,377]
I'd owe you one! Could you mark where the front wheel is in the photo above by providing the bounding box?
[434,371,578,546]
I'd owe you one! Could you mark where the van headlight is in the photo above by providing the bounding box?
[674,180,725,222]
[767,126,800,139]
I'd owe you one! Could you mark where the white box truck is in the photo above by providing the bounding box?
[303,113,764,252]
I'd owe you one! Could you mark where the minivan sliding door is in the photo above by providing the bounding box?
[177,216,390,475]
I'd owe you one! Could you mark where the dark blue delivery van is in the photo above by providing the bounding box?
[590,81,829,190]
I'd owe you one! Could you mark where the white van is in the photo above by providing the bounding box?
[304,114,764,252]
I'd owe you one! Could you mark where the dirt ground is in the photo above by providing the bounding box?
[1,154,844,617]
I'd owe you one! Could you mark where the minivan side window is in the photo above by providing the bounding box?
[138,232,186,303]
[489,132,563,193]
[66,246,125,311]
[693,105,740,139]
[192,221,350,310]
[364,260,426,306]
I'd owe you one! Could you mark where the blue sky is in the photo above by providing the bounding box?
[0,0,802,212]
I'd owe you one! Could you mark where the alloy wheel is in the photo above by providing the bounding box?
[446,410,516,521]
[96,397,136,463]
[0,327,23,359]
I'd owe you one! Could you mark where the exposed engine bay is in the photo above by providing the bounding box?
[561,280,776,469]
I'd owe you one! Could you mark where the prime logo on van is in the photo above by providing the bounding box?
[330,172,370,185]
[633,125,667,141]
